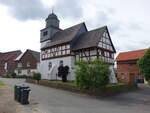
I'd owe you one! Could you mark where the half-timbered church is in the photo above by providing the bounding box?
[40,12,117,83]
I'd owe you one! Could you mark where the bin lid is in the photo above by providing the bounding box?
[21,89,31,91]
[15,84,29,88]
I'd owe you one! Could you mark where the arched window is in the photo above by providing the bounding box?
[48,62,52,70]
[59,60,63,66]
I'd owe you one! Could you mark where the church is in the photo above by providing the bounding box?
[40,12,117,83]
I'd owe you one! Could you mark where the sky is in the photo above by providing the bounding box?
[0,0,149,55]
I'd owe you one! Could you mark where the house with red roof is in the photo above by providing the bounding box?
[0,50,22,75]
[115,48,148,83]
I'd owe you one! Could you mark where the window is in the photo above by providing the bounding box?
[18,63,22,67]
[59,60,63,66]
[27,69,31,74]
[67,50,70,54]
[66,45,70,49]
[62,45,65,50]
[101,50,104,56]
[48,49,50,53]
[98,49,101,55]
[18,70,22,74]
[27,62,30,67]
[4,62,7,70]
[43,31,48,36]
[98,42,103,47]
[121,73,125,79]
[48,62,52,70]
[62,51,65,55]
[129,73,135,76]
[104,51,107,57]
[130,64,134,70]
[42,54,45,59]
[112,53,114,58]
[56,52,58,56]
[58,51,61,56]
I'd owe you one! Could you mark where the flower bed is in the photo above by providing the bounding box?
[26,79,138,97]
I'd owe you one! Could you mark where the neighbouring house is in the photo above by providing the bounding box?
[115,48,148,83]
[15,49,40,76]
[40,12,117,83]
[0,50,22,75]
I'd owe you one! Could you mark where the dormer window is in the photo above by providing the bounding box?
[43,31,48,36]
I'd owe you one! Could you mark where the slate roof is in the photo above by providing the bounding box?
[0,50,22,62]
[42,23,85,49]
[72,26,106,50]
[28,50,40,62]
[46,13,59,21]
[42,22,115,52]
[116,49,148,61]
[15,49,40,62]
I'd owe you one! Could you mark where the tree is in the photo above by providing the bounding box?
[58,65,69,82]
[33,72,41,83]
[11,72,17,78]
[137,48,150,81]
[75,59,110,89]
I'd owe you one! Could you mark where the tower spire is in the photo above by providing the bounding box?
[51,7,54,14]
[52,9,53,14]
[46,7,59,28]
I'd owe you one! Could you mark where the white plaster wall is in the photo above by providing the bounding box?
[109,65,118,83]
[39,55,117,83]
[40,56,76,80]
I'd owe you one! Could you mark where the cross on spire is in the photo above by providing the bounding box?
[51,7,54,14]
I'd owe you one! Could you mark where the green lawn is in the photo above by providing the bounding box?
[106,83,126,87]
[47,80,126,88]
[0,82,5,86]
[48,81,77,86]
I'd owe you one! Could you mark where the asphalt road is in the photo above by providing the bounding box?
[0,78,150,113]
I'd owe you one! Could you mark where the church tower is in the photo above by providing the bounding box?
[45,12,59,28]
[40,12,61,48]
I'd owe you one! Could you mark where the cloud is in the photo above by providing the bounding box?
[0,0,84,21]
[84,9,121,35]
[128,23,142,31]
[54,0,83,20]
[0,0,49,21]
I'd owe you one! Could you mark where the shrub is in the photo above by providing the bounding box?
[75,59,110,89]
[33,72,41,81]
[148,80,150,85]
[5,74,12,78]
[11,73,17,78]
[137,48,150,81]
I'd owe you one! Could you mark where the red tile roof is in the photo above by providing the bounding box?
[116,49,148,61]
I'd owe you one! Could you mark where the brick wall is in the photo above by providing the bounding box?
[16,51,37,70]
[116,60,143,83]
